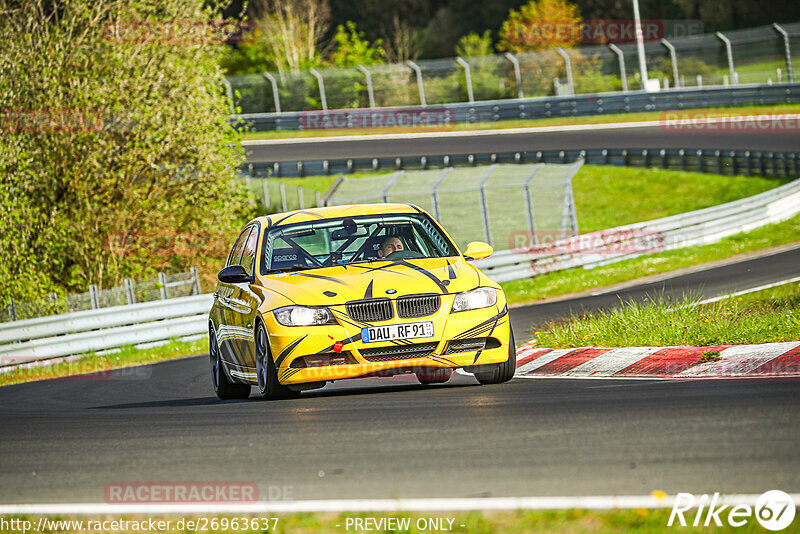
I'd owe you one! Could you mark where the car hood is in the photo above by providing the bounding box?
[260,257,486,305]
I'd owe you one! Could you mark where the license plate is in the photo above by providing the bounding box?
[361,321,434,343]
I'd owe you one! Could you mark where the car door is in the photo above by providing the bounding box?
[229,223,261,371]
[214,226,251,368]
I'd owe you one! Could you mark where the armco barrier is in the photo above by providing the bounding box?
[0,294,212,366]
[245,147,800,179]
[473,176,800,282]
[235,82,800,132]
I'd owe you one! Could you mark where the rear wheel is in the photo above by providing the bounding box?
[474,327,516,385]
[416,367,453,385]
[210,325,251,400]
[256,324,301,400]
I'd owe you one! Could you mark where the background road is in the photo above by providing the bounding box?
[1,247,798,504]
[244,125,800,163]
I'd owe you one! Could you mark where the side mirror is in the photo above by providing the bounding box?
[464,241,493,261]
[218,265,252,284]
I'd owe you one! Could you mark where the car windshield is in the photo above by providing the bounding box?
[260,213,458,274]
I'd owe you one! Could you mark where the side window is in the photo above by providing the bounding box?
[226,227,251,267]
[240,226,259,276]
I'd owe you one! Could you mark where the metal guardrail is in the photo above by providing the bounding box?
[235,82,800,133]
[473,176,800,282]
[0,294,212,366]
[245,147,800,179]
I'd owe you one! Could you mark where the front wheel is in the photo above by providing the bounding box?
[474,327,516,385]
[256,324,301,400]
[210,325,251,400]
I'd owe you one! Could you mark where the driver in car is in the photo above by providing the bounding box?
[377,236,404,258]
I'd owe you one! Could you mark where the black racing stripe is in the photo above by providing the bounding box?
[272,210,325,226]
[428,355,456,366]
[348,263,418,279]
[447,261,456,280]
[404,203,423,213]
[266,216,272,228]
[275,335,308,367]
[294,272,349,285]
[453,306,508,340]
[364,279,374,299]
[395,259,448,294]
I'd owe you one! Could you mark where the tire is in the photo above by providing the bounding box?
[474,326,516,385]
[210,325,251,400]
[416,367,453,385]
[255,323,301,400]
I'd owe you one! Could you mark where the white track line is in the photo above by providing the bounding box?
[3,494,798,514]
[695,275,800,306]
[242,114,800,146]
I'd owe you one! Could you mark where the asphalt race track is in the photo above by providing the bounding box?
[1,247,798,504]
[244,124,800,163]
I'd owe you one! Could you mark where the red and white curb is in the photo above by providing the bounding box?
[514,341,800,378]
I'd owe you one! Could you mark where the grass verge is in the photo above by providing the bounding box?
[501,213,800,306]
[0,510,771,533]
[0,337,208,387]
[240,103,800,141]
[533,281,800,348]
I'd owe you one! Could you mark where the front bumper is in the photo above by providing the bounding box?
[264,297,510,385]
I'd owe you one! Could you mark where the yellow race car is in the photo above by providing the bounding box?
[209,203,515,400]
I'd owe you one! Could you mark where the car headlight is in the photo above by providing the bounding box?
[451,287,497,313]
[274,306,337,326]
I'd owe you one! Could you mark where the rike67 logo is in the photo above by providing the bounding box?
[668,490,796,530]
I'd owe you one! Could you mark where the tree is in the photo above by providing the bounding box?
[497,0,582,53]
[0,0,249,302]
[329,21,385,67]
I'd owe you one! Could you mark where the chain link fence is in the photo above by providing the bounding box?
[227,22,800,114]
[1,268,202,323]
[323,162,582,251]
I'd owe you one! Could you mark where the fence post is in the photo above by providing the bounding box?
[298,187,305,209]
[8,298,16,321]
[356,65,376,108]
[309,68,328,110]
[124,278,136,305]
[321,175,346,207]
[773,23,794,83]
[504,53,524,98]
[191,267,201,295]
[455,57,474,103]
[478,165,498,245]
[262,178,270,210]
[158,273,168,300]
[89,284,100,309]
[697,149,704,173]
[660,38,679,88]
[407,61,426,106]
[716,32,736,84]
[280,182,288,211]
[608,44,627,92]
[316,191,322,207]
[555,48,574,96]
[430,167,453,220]
[523,164,543,245]
[262,72,282,113]
[382,171,403,203]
